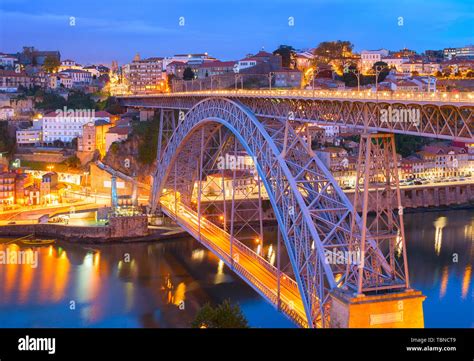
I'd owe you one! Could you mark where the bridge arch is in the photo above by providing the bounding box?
[152,97,399,327]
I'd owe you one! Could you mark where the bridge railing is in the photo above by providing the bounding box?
[178,201,301,293]
[161,199,308,326]
[123,89,474,104]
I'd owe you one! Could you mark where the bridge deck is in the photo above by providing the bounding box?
[120,89,474,105]
[160,196,309,327]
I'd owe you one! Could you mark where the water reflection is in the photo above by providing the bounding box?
[0,209,472,328]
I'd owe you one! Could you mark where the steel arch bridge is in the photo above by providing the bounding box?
[151,97,408,328]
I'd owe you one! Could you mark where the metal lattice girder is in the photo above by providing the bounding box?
[119,92,474,142]
[349,133,409,293]
[151,97,399,327]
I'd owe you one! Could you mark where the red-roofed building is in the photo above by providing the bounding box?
[105,125,131,152]
[196,61,236,78]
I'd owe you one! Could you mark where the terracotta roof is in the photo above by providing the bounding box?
[199,61,235,69]
[107,126,130,135]
[0,70,28,77]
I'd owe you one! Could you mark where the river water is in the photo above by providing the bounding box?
[0,209,472,328]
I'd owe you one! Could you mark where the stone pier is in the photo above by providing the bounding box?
[330,289,426,328]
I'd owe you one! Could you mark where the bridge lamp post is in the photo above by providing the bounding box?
[268,72,275,91]
[349,67,361,92]
[374,65,387,92]
[311,68,320,96]
[234,74,243,91]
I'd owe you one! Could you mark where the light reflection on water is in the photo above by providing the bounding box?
[0,209,472,328]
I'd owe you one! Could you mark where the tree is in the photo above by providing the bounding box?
[273,45,297,68]
[63,155,82,169]
[395,134,432,157]
[96,96,123,114]
[183,67,195,81]
[191,299,249,328]
[35,92,67,110]
[372,61,390,82]
[312,40,354,74]
[133,114,160,165]
[43,55,60,73]
[341,63,362,87]
[67,90,95,110]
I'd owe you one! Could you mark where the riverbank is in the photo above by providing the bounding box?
[0,222,188,244]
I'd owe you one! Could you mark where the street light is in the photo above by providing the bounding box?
[234,74,243,91]
[374,64,387,93]
[268,72,275,91]
[349,66,361,92]
[311,67,320,96]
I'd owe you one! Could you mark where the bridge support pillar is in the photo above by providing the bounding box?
[329,289,425,328]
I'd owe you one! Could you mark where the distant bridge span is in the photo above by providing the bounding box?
[119,89,473,142]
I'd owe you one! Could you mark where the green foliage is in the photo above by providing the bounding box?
[35,90,96,111]
[35,92,67,110]
[132,115,160,165]
[96,96,124,114]
[109,142,120,154]
[183,67,195,81]
[395,134,432,157]
[62,155,82,170]
[191,299,249,328]
[0,123,15,155]
[43,55,60,73]
[313,41,354,62]
[273,45,297,68]
[372,61,390,82]
[67,90,96,110]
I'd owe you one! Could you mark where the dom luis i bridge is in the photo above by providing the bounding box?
[118,89,474,328]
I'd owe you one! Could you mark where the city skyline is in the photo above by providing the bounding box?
[1,0,473,64]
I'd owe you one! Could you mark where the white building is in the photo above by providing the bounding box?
[58,60,82,72]
[59,69,92,84]
[49,73,73,89]
[42,109,111,143]
[237,59,258,70]
[0,54,17,68]
[360,49,389,72]
[382,57,409,71]
[83,65,101,78]
[16,128,42,146]
[162,53,215,70]
[400,62,441,75]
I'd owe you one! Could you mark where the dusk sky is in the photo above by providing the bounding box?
[1,0,473,65]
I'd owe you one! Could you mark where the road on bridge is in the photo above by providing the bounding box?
[160,194,310,327]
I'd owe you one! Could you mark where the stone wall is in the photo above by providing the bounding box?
[346,183,474,212]
[0,215,149,242]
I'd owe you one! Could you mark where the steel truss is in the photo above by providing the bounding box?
[349,133,409,294]
[151,97,405,327]
[120,94,474,142]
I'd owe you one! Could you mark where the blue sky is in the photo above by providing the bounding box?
[0,0,473,65]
